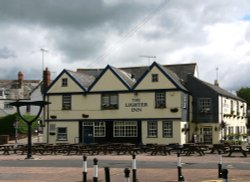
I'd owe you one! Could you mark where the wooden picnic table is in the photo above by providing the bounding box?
[0,144,15,155]
[150,144,172,155]
[210,143,230,154]
[182,143,208,156]
[227,145,247,157]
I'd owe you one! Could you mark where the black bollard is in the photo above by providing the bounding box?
[93,158,98,182]
[222,169,228,182]
[132,154,137,182]
[124,168,130,182]
[82,155,88,182]
[177,150,185,182]
[218,150,222,178]
[104,167,111,182]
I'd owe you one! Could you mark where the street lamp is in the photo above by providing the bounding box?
[13,116,19,147]
[9,100,50,159]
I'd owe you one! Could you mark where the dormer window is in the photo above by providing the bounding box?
[62,78,68,87]
[152,74,158,82]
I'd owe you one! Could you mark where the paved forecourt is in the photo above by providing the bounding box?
[1,152,250,182]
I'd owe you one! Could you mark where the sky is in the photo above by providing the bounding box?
[0,0,250,92]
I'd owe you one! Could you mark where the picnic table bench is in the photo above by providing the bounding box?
[227,145,247,157]
[182,143,209,156]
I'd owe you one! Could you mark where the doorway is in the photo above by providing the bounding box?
[82,123,94,144]
[200,127,213,144]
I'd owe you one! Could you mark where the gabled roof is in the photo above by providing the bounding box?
[119,63,197,83]
[49,62,197,93]
[188,75,245,102]
[67,70,96,90]
[46,69,96,93]
[88,65,135,91]
[133,62,188,92]
[110,66,136,88]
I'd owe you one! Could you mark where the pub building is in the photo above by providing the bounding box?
[44,62,247,145]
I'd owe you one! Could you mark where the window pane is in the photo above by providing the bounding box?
[152,74,158,82]
[101,93,118,109]
[162,121,172,138]
[57,127,67,141]
[94,121,106,137]
[114,121,137,137]
[199,98,211,113]
[62,78,68,87]
[147,121,158,138]
[155,92,166,108]
[62,95,71,110]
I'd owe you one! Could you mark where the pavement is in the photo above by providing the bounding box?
[1,151,250,181]
[1,137,250,182]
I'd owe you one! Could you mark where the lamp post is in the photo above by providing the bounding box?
[13,116,19,147]
[10,100,50,159]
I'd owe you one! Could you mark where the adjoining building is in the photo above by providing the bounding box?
[0,71,40,117]
[44,62,247,145]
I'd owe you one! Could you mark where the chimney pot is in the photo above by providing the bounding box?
[18,71,24,88]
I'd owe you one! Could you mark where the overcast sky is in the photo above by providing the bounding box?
[0,0,250,91]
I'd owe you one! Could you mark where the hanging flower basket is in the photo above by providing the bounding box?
[170,107,178,112]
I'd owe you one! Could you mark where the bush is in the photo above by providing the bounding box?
[0,113,39,139]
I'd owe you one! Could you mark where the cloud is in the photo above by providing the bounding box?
[0,47,16,59]
[0,0,250,91]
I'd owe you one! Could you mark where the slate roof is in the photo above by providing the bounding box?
[189,75,245,101]
[75,62,196,90]
[0,80,40,99]
[110,66,136,88]
[67,70,96,90]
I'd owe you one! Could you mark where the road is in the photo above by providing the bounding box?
[1,158,250,170]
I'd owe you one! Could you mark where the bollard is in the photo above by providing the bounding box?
[132,154,137,182]
[222,169,228,182]
[218,150,222,178]
[82,155,88,182]
[93,158,98,182]
[104,167,111,182]
[177,150,185,182]
[124,168,130,182]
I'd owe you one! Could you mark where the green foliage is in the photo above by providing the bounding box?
[236,87,250,109]
[0,113,39,138]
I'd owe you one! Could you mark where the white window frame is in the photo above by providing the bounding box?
[57,127,68,141]
[162,120,173,138]
[101,93,118,109]
[62,94,71,110]
[198,98,212,113]
[94,121,106,137]
[147,121,158,138]
[113,121,137,137]
[155,91,166,108]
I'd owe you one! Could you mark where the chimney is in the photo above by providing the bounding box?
[43,67,51,92]
[214,79,219,86]
[18,71,24,88]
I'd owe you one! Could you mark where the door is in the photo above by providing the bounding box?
[83,126,94,144]
[200,127,213,144]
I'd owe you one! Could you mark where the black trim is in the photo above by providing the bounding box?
[46,88,184,96]
[46,118,182,122]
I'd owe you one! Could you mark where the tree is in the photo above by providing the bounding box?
[236,87,250,109]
